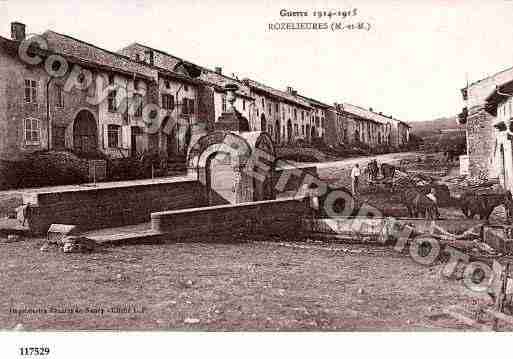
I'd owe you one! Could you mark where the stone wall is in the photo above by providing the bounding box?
[23,177,208,233]
[151,197,310,240]
[466,106,496,178]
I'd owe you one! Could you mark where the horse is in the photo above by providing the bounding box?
[381,163,396,179]
[395,178,439,219]
[417,183,451,206]
[460,191,513,222]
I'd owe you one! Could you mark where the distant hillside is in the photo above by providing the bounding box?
[408,116,464,138]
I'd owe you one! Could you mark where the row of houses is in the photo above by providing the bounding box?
[459,65,513,192]
[0,21,410,167]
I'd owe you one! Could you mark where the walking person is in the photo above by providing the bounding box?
[351,163,361,197]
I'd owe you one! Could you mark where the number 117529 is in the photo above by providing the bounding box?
[19,347,50,356]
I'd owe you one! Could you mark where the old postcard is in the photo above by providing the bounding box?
[0,0,513,356]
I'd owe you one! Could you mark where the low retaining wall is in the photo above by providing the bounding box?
[24,177,208,234]
[151,197,311,241]
[306,217,485,242]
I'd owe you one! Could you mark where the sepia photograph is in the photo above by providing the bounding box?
[0,0,513,356]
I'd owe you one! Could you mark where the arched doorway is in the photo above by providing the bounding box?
[73,110,97,155]
[287,119,292,144]
[188,131,252,205]
[260,114,267,133]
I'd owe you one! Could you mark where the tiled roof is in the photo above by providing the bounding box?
[342,103,410,127]
[242,78,311,108]
[296,94,330,109]
[42,31,156,80]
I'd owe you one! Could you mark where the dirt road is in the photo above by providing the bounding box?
[0,238,497,331]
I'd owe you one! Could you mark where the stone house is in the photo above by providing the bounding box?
[41,31,159,159]
[459,67,513,179]
[336,103,386,147]
[0,23,163,167]
[323,102,408,149]
[480,79,513,190]
[241,79,313,145]
[119,44,255,147]
[294,93,329,140]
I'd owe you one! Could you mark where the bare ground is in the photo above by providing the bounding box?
[0,238,502,331]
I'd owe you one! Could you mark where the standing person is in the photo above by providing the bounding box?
[426,187,440,218]
[351,163,361,196]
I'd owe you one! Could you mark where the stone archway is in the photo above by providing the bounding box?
[187,130,276,205]
[188,131,253,205]
[73,109,97,155]
[253,132,276,201]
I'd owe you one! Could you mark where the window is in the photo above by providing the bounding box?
[133,94,143,117]
[184,84,189,92]
[261,98,265,108]
[222,95,227,112]
[55,84,64,108]
[107,124,121,148]
[275,103,279,113]
[162,94,174,110]
[135,53,141,62]
[24,79,37,103]
[164,80,170,89]
[108,74,115,85]
[108,90,117,112]
[189,99,195,114]
[24,118,40,144]
[268,102,272,116]
[294,109,297,120]
[243,99,246,110]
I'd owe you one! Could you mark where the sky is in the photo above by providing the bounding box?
[1,0,513,122]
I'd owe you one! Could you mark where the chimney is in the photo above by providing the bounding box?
[369,107,373,112]
[215,67,222,74]
[286,86,294,94]
[11,22,26,41]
